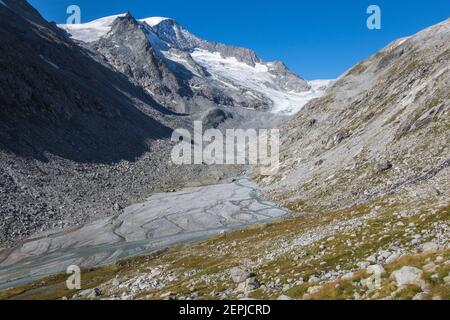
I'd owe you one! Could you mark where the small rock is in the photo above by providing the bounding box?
[357,261,370,270]
[230,267,253,284]
[236,277,260,293]
[277,295,292,300]
[112,277,121,287]
[412,292,428,300]
[83,288,102,299]
[307,286,322,295]
[420,242,438,253]
[245,277,261,291]
[76,289,92,299]
[378,251,391,260]
[161,292,176,299]
[422,263,436,273]
[443,273,450,284]
[341,272,354,281]
[295,279,304,286]
[308,276,320,283]
[386,252,401,264]
[376,161,393,173]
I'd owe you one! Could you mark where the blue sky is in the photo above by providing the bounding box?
[29,0,450,79]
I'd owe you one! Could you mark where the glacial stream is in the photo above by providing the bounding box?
[0,178,289,291]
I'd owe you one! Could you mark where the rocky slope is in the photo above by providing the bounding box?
[60,13,326,114]
[256,18,450,215]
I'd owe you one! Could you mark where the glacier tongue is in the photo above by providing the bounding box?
[190,49,331,114]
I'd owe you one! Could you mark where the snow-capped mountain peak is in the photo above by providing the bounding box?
[59,13,331,114]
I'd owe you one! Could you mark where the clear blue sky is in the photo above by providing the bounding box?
[29,0,450,79]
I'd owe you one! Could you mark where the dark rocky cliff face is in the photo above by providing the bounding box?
[91,14,262,113]
[0,2,173,163]
[93,13,193,110]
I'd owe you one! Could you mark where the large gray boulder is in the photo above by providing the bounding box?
[390,266,424,287]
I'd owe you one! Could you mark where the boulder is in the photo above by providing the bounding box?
[390,266,424,287]
[230,267,253,284]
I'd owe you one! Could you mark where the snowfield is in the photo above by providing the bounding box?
[59,14,126,43]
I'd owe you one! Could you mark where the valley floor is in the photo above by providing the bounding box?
[1,172,448,300]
